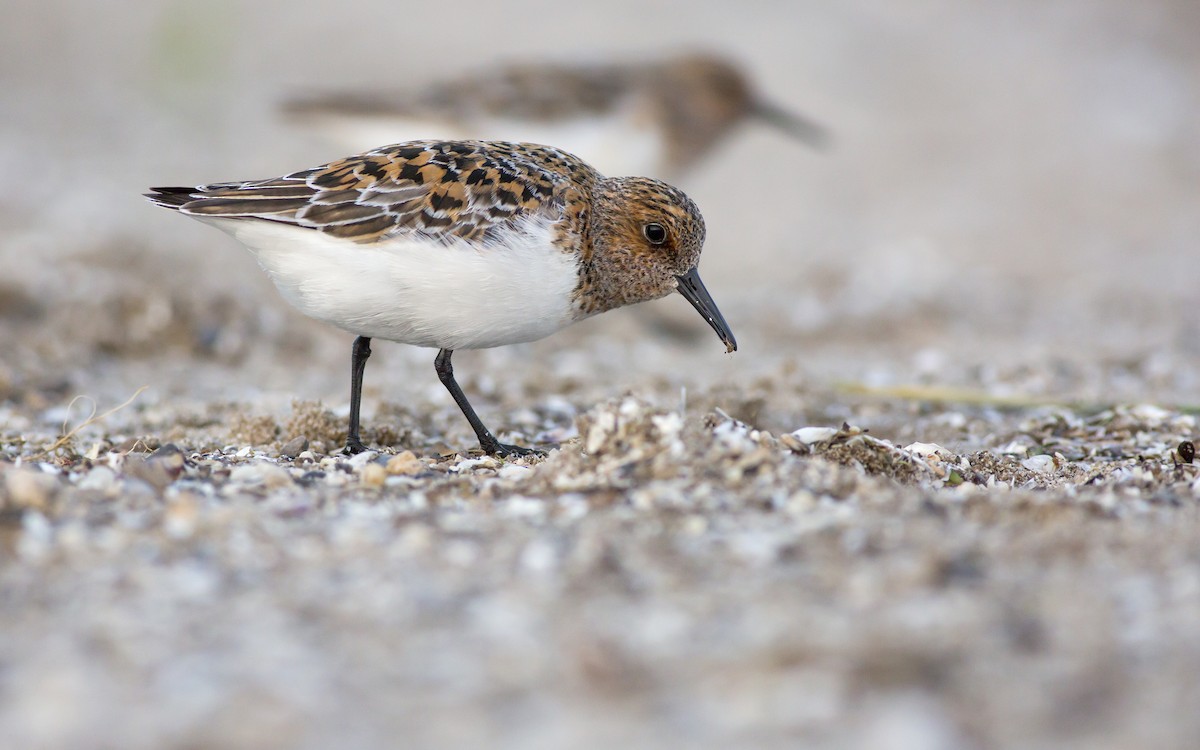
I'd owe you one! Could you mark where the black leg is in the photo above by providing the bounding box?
[434,349,541,457]
[345,336,372,454]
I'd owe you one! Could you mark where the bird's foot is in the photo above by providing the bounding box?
[344,438,368,455]
[481,439,545,458]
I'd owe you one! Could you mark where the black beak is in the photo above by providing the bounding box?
[751,100,831,150]
[676,267,737,353]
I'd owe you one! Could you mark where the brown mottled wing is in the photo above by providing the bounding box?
[147,140,600,245]
[284,62,633,122]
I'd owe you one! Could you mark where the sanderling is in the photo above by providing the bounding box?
[147,140,736,457]
[283,53,826,179]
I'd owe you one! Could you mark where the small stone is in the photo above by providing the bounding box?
[164,494,201,538]
[149,442,182,460]
[998,441,1028,456]
[502,495,545,517]
[1177,441,1195,465]
[279,436,309,458]
[454,456,500,472]
[346,450,379,470]
[1130,404,1169,424]
[386,451,423,476]
[4,469,59,510]
[149,443,185,478]
[77,466,119,495]
[905,442,949,460]
[1021,455,1056,473]
[793,426,839,445]
[497,464,532,480]
[228,462,293,490]
[125,456,175,491]
[360,463,387,488]
[778,433,806,452]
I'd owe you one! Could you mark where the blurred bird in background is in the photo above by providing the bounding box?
[283,52,828,180]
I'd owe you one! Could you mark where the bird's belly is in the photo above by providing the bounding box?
[213,217,580,350]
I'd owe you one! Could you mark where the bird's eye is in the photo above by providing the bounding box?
[643,222,667,245]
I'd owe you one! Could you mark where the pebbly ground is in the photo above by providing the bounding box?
[3,343,1200,750]
[4,1,1200,748]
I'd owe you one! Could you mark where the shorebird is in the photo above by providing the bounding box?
[147,140,736,456]
[283,53,827,179]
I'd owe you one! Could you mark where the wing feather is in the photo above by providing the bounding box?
[145,140,600,246]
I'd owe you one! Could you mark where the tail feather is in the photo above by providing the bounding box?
[145,185,315,223]
[145,186,198,210]
[184,197,313,217]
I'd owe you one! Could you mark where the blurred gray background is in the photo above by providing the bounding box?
[3,0,1200,418]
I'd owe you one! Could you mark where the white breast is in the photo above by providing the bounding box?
[201,216,581,351]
